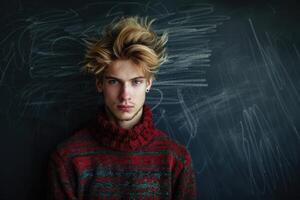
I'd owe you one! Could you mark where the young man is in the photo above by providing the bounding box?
[48,16,197,199]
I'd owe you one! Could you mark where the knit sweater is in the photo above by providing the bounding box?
[48,105,197,200]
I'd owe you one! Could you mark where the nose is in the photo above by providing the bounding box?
[119,83,131,101]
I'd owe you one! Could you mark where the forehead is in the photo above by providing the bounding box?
[104,59,146,79]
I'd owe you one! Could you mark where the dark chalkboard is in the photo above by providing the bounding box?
[1,0,300,199]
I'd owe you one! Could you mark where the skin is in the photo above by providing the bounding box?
[96,59,152,129]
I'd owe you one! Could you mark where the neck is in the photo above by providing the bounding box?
[104,105,144,130]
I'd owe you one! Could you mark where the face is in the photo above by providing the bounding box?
[96,59,152,127]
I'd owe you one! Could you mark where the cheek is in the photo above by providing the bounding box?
[134,87,147,99]
[132,86,146,95]
[103,87,119,99]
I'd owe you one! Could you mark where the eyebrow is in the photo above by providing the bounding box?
[104,76,146,81]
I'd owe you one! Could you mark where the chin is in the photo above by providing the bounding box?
[109,106,134,119]
[115,112,135,121]
[115,105,143,121]
[105,103,143,122]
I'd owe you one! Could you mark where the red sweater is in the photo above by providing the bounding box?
[48,105,197,199]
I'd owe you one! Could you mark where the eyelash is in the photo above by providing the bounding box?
[108,80,118,85]
[107,79,143,86]
[133,80,143,85]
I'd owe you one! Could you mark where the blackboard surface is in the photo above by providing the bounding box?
[1,0,300,199]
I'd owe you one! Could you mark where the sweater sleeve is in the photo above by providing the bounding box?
[172,150,197,200]
[47,151,77,200]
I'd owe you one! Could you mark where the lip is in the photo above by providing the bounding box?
[117,105,133,112]
[117,105,133,108]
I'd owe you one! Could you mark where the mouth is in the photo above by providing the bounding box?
[117,105,134,112]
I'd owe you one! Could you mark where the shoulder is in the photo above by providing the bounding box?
[50,126,97,160]
[152,129,193,166]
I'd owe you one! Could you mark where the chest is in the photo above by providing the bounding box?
[73,150,175,199]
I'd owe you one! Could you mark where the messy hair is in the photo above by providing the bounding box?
[83,16,168,80]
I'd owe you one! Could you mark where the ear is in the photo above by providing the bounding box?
[96,78,103,93]
[146,77,153,91]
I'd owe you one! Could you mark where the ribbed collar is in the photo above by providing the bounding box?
[93,105,156,151]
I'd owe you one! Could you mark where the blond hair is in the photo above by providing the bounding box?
[83,16,168,80]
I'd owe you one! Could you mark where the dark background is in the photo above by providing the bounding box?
[1,0,300,199]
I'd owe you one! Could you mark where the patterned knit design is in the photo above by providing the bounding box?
[48,105,197,200]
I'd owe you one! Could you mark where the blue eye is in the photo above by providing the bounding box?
[108,79,118,85]
[132,79,143,85]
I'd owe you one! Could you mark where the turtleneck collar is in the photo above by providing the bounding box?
[93,105,156,151]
